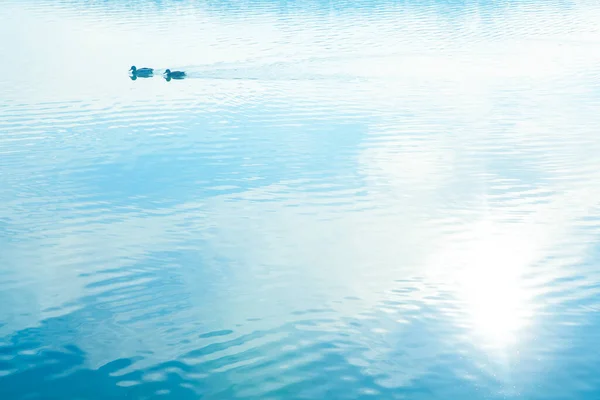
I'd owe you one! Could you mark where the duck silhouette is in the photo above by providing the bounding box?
[164,69,186,81]
[129,66,154,78]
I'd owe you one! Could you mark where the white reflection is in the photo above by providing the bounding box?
[441,218,538,348]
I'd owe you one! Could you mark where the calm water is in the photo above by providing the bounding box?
[2,0,600,398]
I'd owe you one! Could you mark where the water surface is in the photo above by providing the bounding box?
[2,0,600,399]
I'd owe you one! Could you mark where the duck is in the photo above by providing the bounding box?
[164,69,186,81]
[129,66,154,77]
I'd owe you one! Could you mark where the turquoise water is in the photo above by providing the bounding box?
[2,0,600,398]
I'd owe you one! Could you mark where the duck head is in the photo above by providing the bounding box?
[129,66,137,73]
[164,69,171,75]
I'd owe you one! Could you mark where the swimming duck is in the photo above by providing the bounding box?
[164,69,186,81]
[129,66,154,77]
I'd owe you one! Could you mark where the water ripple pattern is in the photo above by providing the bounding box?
[2,0,600,399]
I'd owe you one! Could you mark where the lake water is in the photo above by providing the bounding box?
[2,0,600,399]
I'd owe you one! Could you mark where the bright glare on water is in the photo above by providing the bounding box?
[1,0,600,399]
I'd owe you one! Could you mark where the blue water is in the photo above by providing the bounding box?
[2,0,600,398]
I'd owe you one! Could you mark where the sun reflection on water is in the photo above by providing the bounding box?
[435,218,539,350]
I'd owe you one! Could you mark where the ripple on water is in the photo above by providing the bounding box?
[2,0,600,399]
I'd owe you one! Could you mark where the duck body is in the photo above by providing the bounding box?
[129,66,154,77]
[164,69,186,80]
